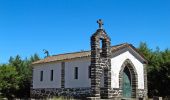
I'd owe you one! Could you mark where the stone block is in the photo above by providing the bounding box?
[153,96,162,100]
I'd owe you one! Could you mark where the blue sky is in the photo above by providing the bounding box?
[0,0,170,63]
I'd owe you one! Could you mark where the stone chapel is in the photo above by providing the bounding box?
[31,19,148,99]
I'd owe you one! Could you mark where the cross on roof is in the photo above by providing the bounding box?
[97,19,104,29]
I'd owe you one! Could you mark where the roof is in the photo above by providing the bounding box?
[32,43,147,65]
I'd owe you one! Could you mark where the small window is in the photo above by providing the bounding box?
[74,67,78,79]
[89,66,91,78]
[40,71,43,81]
[100,40,103,49]
[51,70,53,81]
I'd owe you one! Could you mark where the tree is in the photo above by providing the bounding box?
[138,42,170,97]
[30,53,40,62]
[0,64,21,99]
[14,54,40,98]
[157,62,170,96]
[4,54,40,98]
[138,42,152,60]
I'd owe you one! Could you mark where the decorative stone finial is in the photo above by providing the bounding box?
[43,49,50,58]
[97,19,104,29]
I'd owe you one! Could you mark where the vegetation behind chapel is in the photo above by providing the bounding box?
[0,54,40,99]
[138,42,170,97]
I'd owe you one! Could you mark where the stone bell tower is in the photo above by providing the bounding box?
[90,19,111,99]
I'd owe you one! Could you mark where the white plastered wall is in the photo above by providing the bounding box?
[65,58,91,88]
[32,62,61,88]
[111,48,145,89]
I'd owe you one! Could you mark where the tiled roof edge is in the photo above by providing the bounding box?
[32,43,147,65]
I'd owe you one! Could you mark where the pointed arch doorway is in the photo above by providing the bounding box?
[119,59,138,98]
[122,66,132,98]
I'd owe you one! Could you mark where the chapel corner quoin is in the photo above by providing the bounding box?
[30,19,148,100]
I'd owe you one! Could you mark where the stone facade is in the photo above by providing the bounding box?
[31,88,92,99]
[90,28,111,99]
[30,88,147,99]
[137,89,147,98]
[143,64,148,99]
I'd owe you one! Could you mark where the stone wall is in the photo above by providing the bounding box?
[30,88,146,99]
[30,88,92,99]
